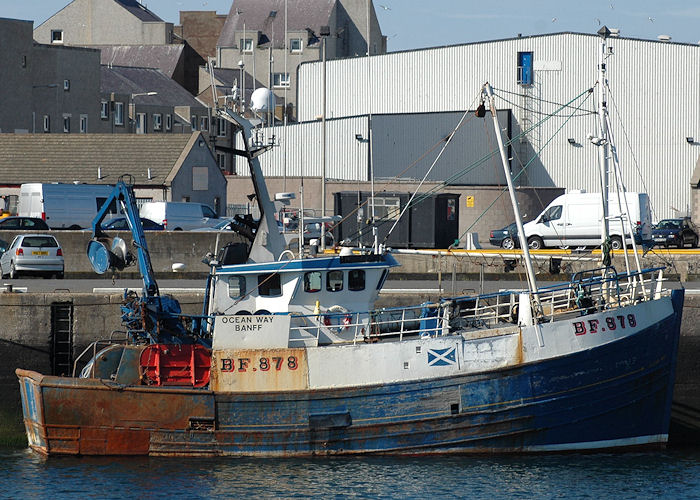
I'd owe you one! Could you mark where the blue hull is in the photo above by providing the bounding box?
[149,290,683,456]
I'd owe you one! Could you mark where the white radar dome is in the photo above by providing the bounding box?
[250,88,276,113]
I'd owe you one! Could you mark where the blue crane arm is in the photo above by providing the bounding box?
[87,179,159,298]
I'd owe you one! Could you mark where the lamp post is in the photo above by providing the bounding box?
[130,91,157,134]
[320,25,330,251]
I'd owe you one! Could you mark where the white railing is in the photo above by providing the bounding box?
[287,267,669,346]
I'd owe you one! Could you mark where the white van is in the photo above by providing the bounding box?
[523,191,651,249]
[18,183,122,229]
[139,201,220,231]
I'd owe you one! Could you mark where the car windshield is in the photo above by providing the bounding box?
[22,236,58,248]
[657,220,681,229]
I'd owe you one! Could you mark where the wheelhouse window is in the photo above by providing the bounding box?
[327,270,343,292]
[227,275,246,299]
[348,270,365,291]
[258,273,282,296]
[304,271,321,293]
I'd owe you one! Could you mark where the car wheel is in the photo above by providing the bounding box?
[527,236,544,250]
[610,236,623,251]
[0,264,4,278]
[9,262,18,279]
[677,238,684,249]
[502,237,515,250]
[56,272,64,279]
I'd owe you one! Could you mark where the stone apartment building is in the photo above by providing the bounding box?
[33,0,174,46]
[0,18,101,134]
[215,0,386,121]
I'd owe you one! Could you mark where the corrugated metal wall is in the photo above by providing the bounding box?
[236,110,510,185]
[298,33,700,220]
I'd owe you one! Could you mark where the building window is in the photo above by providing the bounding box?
[80,114,88,133]
[100,101,109,119]
[304,271,321,293]
[192,166,208,191]
[374,196,401,220]
[21,55,27,68]
[217,118,227,137]
[258,273,281,296]
[63,80,70,91]
[114,102,124,126]
[165,114,172,131]
[517,51,534,86]
[240,38,253,53]
[191,115,197,130]
[153,113,162,131]
[273,72,290,88]
[290,38,302,52]
[43,115,50,133]
[51,30,63,44]
[136,113,146,134]
[216,153,226,170]
[200,116,209,132]
[63,115,70,133]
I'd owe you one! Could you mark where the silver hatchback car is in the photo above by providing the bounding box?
[0,234,64,279]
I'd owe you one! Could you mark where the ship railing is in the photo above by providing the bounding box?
[72,330,130,378]
[288,267,669,345]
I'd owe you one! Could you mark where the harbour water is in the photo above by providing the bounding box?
[3,447,700,499]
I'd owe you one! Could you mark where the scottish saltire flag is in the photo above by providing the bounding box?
[427,347,456,366]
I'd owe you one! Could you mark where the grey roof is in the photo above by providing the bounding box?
[93,45,185,78]
[114,0,163,23]
[0,133,199,186]
[101,65,204,107]
[218,0,334,48]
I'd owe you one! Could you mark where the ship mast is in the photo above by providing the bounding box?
[596,26,612,265]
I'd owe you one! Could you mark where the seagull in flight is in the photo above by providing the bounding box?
[551,17,557,23]
[648,16,654,22]
[379,4,391,10]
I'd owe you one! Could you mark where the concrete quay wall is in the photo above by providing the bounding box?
[0,229,698,281]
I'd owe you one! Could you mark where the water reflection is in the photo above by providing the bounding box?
[2,449,700,499]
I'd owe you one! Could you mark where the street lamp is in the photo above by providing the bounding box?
[130,92,157,134]
[320,24,330,251]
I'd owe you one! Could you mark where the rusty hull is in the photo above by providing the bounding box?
[16,368,214,456]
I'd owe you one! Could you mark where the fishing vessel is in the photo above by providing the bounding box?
[16,29,683,456]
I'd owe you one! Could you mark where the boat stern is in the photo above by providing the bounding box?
[16,369,48,455]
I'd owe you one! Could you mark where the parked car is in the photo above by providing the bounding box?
[652,218,699,248]
[139,201,220,230]
[0,234,64,279]
[101,217,164,231]
[489,222,519,249]
[0,216,49,230]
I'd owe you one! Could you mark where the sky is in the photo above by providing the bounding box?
[3,0,700,50]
